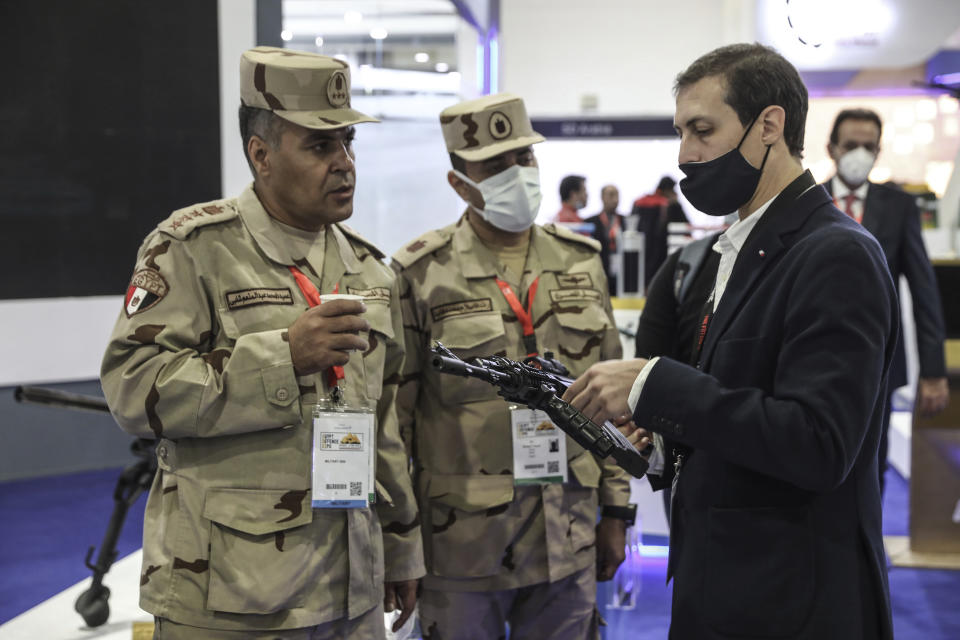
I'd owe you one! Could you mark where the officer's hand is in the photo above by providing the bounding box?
[917,377,949,417]
[288,300,370,376]
[384,579,419,632]
[563,359,649,425]
[595,517,627,582]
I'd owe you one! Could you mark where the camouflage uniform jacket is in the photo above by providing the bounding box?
[391,215,631,592]
[101,184,424,631]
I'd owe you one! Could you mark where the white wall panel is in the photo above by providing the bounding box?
[0,297,122,386]
[219,0,257,199]
[500,0,751,117]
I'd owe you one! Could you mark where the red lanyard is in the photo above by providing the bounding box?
[599,212,620,250]
[288,266,344,388]
[696,292,715,360]
[495,277,540,357]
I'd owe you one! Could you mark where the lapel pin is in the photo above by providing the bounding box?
[758,249,766,258]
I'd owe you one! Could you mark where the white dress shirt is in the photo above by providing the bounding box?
[830,176,868,223]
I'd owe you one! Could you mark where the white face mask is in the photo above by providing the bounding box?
[837,146,876,187]
[453,165,542,232]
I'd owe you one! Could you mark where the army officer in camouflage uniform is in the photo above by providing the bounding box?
[101,47,423,639]
[392,93,634,639]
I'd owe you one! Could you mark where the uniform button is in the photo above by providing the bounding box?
[276,388,289,402]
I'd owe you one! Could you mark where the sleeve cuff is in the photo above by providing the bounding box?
[647,432,666,476]
[383,536,426,582]
[628,357,660,413]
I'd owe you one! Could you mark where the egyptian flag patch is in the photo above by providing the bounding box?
[125,269,169,317]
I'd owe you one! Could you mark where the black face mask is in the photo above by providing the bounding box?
[678,112,772,216]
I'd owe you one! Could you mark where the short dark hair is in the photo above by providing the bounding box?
[674,43,808,158]
[829,108,883,146]
[656,176,676,192]
[238,105,285,175]
[559,175,586,202]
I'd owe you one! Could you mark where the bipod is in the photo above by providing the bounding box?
[13,385,157,628]
[75,438,156,627]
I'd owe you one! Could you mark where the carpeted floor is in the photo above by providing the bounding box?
[1,465,958,638]
[0,466,146,625]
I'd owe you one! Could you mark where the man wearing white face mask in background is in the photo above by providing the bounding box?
[391,93,631,639]
[823,107,949,495]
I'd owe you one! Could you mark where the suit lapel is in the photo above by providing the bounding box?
[699,236,784,369]
[699,172,827,368]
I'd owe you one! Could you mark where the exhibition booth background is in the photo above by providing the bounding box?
[1,0,959,481]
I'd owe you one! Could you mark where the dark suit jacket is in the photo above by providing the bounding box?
[635,235,721,491]
[584,211,624,295]
[633,173,898,639]
[824,179,946,387]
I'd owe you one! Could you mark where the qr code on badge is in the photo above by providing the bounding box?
[547,461,559,474]
[350,481,363,497]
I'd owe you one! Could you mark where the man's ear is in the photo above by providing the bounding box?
[447,169,464,194]
[759,105,786,147]
[447,169,485,210]
[826,142,839,162]
[248,135,271,178]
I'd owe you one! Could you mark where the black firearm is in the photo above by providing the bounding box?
[429,343,649,478]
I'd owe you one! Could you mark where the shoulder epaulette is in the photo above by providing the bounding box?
[542,223,601,252]
[157,198,239,239]
[336,223,386,260]
[391,227,455,269]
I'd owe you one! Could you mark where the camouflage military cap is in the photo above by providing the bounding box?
[240,46,378,130]
[440,93,545,162]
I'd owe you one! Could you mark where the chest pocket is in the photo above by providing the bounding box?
[432,311,506,405]
[217,295,300,342]
[547,304,611,375]
[361,301,396,401]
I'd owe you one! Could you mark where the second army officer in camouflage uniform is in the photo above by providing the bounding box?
[101,48,423,639]
[392,93,633,639]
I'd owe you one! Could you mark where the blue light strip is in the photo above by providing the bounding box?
[476,41,485,93]
[933,72,960,86]
[638,544,670,558]
[489,33,499,94]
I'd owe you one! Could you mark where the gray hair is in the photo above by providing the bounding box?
[238,105,285,175]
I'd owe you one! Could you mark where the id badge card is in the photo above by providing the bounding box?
[511,408,568,485]
[312,405,376,509]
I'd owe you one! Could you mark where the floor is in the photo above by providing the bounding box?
[1,466,958,638]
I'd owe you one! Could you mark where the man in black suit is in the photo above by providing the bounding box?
[824,107,949,493]
[584,184,624,295]
[565,43,897,638]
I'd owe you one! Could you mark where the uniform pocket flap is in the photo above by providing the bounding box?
[262,362,298,407]
[428,474,514,512]
[435,312,506,350]
[554,304,610,333]
[363,300,395,339]
[568,452,602,488]
[203,487,312,535]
